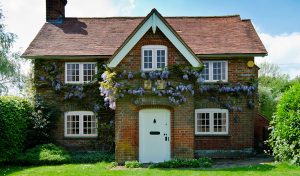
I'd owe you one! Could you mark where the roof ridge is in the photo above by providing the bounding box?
[64,15,241,19]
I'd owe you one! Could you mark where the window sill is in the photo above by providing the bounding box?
[64,136,98,139]
[195,134,230,137]
[202,81,228,83]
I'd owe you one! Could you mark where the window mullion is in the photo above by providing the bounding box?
[80,64,83,83]
[153,49,156,69]
[209,112,213,133]
[209,62,213,81]
[80,114,83,136]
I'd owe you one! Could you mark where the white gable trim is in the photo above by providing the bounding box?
[108,12,200,68]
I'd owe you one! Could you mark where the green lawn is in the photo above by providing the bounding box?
[0,162,299,176]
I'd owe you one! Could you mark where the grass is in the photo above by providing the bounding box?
[0,162,299,176]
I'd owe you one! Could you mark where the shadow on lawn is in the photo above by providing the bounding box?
[0,166,28,176]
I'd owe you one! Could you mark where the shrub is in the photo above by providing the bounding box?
[149,158,213,168]
[269,83,300,165]
[70,151,114,163]
[0,96,32,163]
[107,161,118,168]
[25,96,60,149]
[15,143,71,165]
[125,160,143,168]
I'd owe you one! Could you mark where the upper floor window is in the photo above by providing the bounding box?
[195,108,229,135]
[65,62,97,84]
[142,45,167,71]
[64,111,97,137]
[200,61,228,82]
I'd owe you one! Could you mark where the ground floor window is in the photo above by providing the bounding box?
[64,111,97,137]
[195,108,229,135]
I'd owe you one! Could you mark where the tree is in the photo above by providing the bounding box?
[258,62,290,119]
[269,83,300,165]
[0,7,23,94]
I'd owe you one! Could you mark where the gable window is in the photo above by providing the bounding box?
[200,61,228,82]
[195,109,229,135]
[65,111,97,137]
[65,62,97,84]
[142,45,167,71]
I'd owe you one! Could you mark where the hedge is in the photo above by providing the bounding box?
[0,96,32,163]
[269,83,300,165]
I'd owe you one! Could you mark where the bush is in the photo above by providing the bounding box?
[149,158,213,168]
[15,143,71,165]
[269,83,300,165]
[25,96,60,149]
[107,161,118,168]
[125,160,143,168]
[70,151,114,163]
[0,96,32,163]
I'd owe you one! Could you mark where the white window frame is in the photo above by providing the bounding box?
[201,61,228,82]
[141,45,168,71]
[65,62,97,84]
[64,111,98,137]
[195,108,229,135]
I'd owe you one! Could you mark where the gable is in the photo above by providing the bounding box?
[107,9,201,68]
[117,28,190,71]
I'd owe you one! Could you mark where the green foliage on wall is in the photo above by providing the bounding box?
[33,60,115,151]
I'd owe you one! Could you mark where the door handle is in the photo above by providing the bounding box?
[165,136,167,141]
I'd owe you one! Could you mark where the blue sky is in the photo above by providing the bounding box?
[130,0,300,35]
[1,0,300,79]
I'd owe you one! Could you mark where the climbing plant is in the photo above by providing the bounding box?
[99,64,257,111]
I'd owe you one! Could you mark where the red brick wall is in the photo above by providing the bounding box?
[254,114,269,150]
[194,58,258,156]
[194,99,256,150]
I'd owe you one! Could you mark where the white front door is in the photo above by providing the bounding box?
[139,109,171,163]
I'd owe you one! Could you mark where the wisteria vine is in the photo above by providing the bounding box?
[99,65,257,110]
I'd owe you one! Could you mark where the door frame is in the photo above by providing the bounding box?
[138,108,171,163]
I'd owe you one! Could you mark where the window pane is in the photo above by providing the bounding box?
[222,62,226,80]
[83,115,97,134]
[212,61,226,81]
[213,112,226,132]
[197,113,210,132]
[143,50,152,69]
[66,64,80,82]
[83,63,96,83]
[213,62,221,80]
[200,62,209,80]
[66,115,79,134]
[157,49,166,68]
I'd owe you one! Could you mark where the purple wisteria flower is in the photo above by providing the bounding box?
[141,72,146,79]
[183,74,189,80]
[39,76,46,81]
[128,72,134,79]
[101,72,107,80]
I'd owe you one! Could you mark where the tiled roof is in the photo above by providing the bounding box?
[22,15,267,57]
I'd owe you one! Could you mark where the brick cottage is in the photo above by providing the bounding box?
[23,0,267,163]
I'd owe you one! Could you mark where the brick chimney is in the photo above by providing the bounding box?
[46,0,68,22]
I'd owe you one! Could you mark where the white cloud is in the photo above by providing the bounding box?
[66,0,136,17]
[256,32,300,78]
[1,0,136,95]
[1,0,137,77]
